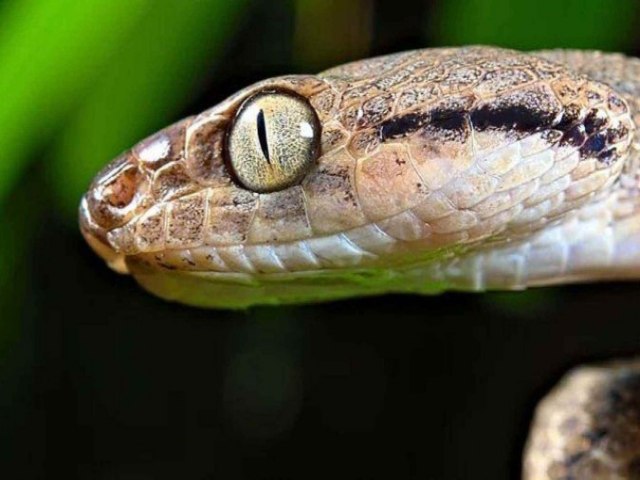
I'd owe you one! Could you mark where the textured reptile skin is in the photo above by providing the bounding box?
[524,359,640,479]
[80,47,640,307]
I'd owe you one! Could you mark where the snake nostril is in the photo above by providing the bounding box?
[86,153,144,229]
[102,167,140,208]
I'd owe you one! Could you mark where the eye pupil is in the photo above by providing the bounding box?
[256,109,270,163]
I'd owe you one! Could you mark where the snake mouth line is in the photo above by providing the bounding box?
[79,197,128,274]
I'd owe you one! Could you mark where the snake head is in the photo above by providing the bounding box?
[80,47,640,308]
[79,75,328,276]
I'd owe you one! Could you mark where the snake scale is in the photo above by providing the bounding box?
[81,46,640,478]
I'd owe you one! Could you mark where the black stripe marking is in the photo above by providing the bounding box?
[580,133,607,157]
[378,105,557,142]
[470,105,556,132]
[376,103,620,165]
[378,112,430,141]
[430,109,467,131]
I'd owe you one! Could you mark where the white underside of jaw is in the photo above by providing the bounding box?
[134,223,393,274]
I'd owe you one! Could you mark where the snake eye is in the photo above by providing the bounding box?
[227,90,320,192]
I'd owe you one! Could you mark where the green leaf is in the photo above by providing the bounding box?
[0,0,154,207]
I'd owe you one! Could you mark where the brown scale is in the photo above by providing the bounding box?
[308,88,338,118]
[396,84,441,111]
[479,67,538,95]
[151,162,198,201]
[166,192,206,249]
[355,144,429,220]
[135,204,166,252]
[373,67,413,90]
[184,118,233,188]
[302,148,367,234]
[319,123,349,152]
[246,187,312,243]
[84,153,143,229]
[205,187,258,245]
[132,118,191,172]
[347,129,380,157]
[359,93,395,127]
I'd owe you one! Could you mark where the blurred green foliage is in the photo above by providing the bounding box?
[0,1,247,416]
[0,0,151,206]
[432,0,637,50]
[51,0,250,216]
[0,0,152,343]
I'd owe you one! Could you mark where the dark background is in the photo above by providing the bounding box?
[2,0,640,478]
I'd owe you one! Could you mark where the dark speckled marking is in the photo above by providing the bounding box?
[583,109,608,134]
[378,108,469,141]
[580,133,607,156]
[378,112,430,140]
[597,148,618,165]
[378,101,621,165]
[470,105,557,132]
[583,428,608,443]
[561,125,588,147]
[555,104,582,130]
[430,109,468,131]
[607,125,629,143]
[379,105,559,142]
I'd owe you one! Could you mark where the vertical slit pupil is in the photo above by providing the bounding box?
[256,109,270,163]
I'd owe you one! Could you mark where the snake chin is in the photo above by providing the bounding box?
[79,197,129,274]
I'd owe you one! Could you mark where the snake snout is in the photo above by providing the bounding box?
[84,152,146,231]
[79,151,150,274]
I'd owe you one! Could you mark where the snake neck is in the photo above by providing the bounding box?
[420,50,640,291]
[535,50,640,196]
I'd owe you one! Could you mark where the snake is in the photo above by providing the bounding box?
[79,46,640,478]
[80,46,640,309]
